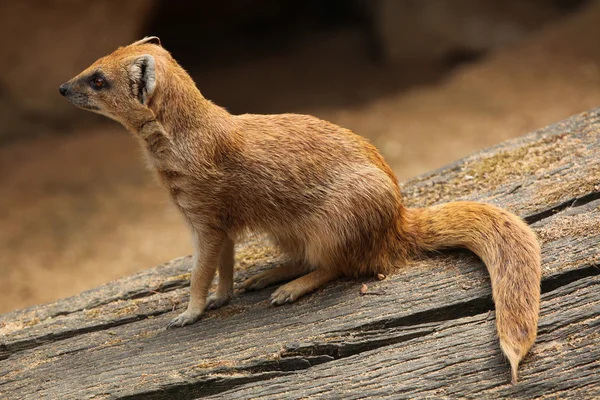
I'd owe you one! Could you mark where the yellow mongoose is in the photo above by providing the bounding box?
[60,37,541,383]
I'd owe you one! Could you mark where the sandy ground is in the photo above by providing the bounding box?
[2,3,600,313]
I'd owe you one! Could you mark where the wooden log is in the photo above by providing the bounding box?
[1,109,599,399]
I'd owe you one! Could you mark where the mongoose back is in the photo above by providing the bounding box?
[60,37,541,383]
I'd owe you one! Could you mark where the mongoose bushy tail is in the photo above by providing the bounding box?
[406,202,541,383]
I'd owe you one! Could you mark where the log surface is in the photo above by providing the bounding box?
[1,110,600,399]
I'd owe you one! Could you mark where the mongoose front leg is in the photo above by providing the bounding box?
[242,261,307,292]
[168,228,226,328]
[270,268,341,305]
[205,237,235,310]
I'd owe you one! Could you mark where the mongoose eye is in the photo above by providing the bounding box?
[90,76,105,89]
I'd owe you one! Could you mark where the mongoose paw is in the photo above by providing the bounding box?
[205,293,230,310]
[167,309,202,328]
[270,284,300,305]
[241,275,270,292]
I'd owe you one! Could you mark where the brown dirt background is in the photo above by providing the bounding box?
[2,2,600,313]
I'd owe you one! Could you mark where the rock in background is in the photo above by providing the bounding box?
[368,0,585,63]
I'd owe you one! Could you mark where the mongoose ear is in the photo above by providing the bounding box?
[129,54,156,105]
[132,36,162,47]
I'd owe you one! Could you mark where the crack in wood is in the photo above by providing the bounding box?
[281,328,434,360]
[524,191,600,224]
[541,263,600,293]
[117,371,291,400]
[0,310,164,361]
[48,277,191,320]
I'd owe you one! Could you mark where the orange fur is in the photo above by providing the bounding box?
[60,37,541,382]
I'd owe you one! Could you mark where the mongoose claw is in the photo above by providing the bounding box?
[167,309,202,328]
[270,285,299,306]
[205,293,230,310]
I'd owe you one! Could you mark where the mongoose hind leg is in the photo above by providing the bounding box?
[270,268,341,305]
[206,237,235,310]
[242,261,307,292]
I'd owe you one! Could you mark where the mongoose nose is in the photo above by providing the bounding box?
[59,84,69,96]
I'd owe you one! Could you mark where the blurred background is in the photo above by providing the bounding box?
[1,0,599,313]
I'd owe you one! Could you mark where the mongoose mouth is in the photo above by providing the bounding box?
[61,91,100,111]
[77,103,101,111]
[67,97,100,111]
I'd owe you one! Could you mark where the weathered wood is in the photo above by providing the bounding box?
[1,109,599,399]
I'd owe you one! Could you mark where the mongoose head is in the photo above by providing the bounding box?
[59,36,166,126]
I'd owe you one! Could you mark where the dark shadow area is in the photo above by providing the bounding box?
[142,0,449,114]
